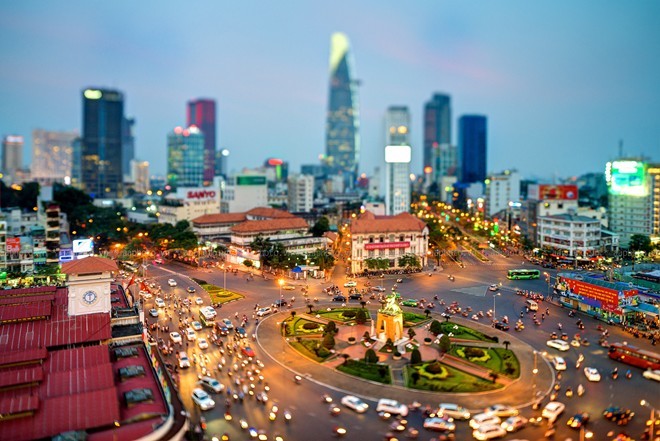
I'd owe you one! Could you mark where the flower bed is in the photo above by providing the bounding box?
[405,362,502,393]
[337,359,391,384]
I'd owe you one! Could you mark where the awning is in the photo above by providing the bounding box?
[623,306,659,317]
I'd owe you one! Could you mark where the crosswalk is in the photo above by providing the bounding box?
[451,285,489,297]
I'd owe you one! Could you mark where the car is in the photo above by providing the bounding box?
[191,321,203,331]
[169,331,182,344]
[546,339,570,351]
[488,284,499,292]
[198,376,224,393]
[493,322,510,331]
[197,338,209,349]
[195,297,203,305]
[343,281,357,288]
[485,404,519,417]
[185,328,196,341]
[216,325,229,336]
[470,413,502,429]
[178,352,190,368]
[155,298,166,308]
[603,406,635,424]
[332,295,347,302]
[372,286,386,292]
[541,401,565,422]
[401,299,419,307]
[583,367,601,382]
[168,279,177,287]
[348,293,363,300]
[436,403,470,420]
[187,286,196,293]
[472,423,507,440]
[235,327,247,338]
[282,285,296,290]
[241,346,256,358]
[140,290,153,299]
[423,417,456,432]
[552,357,567,371]
[273,299,287,308]
[566,412,590,429]
[642,369,660,382]
[222,318,234,330]
[376,399,408,417]
[149,308,159,317]
[201,306,217,317]
[256,307,272,317]
[182,298,192,307]
[191,388,216,410]
[340,395,369,413]
[501,415,528,432]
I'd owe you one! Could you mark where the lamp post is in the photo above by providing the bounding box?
[492,293,501,322]
[641,399,657,441]
[532,350,539,408]
[543,272,551,299]
[579,427,593,441]
[278,279,284,304]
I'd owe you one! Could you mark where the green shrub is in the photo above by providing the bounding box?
[393,350,401,357]
[429,320,442,335]
[410,348,422,364]
[464,347,485,358]
[324,320,337,335]
[356,309,368,324]
[364,348,378,363]
[302,322,320,330]
[322,333,335,349]
[317,347,330,358]
[426,361,444,374]
[342,310,357,318]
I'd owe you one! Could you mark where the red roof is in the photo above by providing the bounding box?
[0,293,55,305]
[245,206,295,219]
[0,286,56,299]
[231,217,309,234]
[192,212,247,225]
[0,390,39,415]
[0,347,47,368]
[61,256,118,274]
[0,365,43,388]
[44,363,115,397]
[350,211,428,234]
[0,300,51,323]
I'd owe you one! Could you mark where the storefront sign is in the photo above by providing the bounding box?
[187,190,217,200]
[364,241,410,250]
[6,237,20,253]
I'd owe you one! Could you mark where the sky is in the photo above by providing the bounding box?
[1,1,659,182]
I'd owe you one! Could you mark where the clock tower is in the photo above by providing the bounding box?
[61,256,118,316]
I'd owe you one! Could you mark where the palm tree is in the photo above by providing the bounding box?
[360,301,367,309]
[488,372,499,383]
[424,308,431,318]
[502,340,511,350]
[307,304,314,314]
[291,311,296,319]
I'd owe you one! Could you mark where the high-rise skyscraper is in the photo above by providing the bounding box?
[187,99,216,186]
[1,135,24,184]
[81,88,125,198]
[287,174,315,213]
[325,32,360,189]
[167,126,205,188]
[130,159,150,194]
[423,93,451,172]
[32,129,77,185]
[385,106,412,216]
[215,148,229,178]
[458,114,487,183]
[121,117,135,180]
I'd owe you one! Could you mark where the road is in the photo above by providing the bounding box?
[137,256,659,441]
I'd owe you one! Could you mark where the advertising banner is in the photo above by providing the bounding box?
[528,184,578,200]
[364,241,410,250]
[6,237,20,253]
[565,279,618,306]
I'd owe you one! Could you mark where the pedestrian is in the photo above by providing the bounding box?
[546,308,549,316]
[541,313,545,321]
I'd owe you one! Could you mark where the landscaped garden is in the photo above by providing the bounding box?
[402,311,431,326]
[314,307,370,323]
[436,320,496,342]
[192,279,244,304]
[404,360,502,392]
[283,316,325,336]
[289,337,333,363]
[337,359,392,384]
[450,345,520,379]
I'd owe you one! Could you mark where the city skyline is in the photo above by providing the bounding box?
[1,1,659,182]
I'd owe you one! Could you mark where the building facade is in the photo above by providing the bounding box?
[287,174,314,212]
[485,170,521,217]
[187,99,216,185]
[31,129,77,185]
[520,184,579,244]
[423,93,451,173]
[130,159,150,194]
[349,211,428,274]
[325,32,360,189]
[537,213,604,258]
[458,115,487,184]
[81,88,125,198]
[167,126,205,188]
[385,106,411,216]
[2,135,24,184]
[158,186,221,225]
[221,174,268,213]
[121,116,135,180]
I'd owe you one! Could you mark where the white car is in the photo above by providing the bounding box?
[191,321,203,331]
[423,417,456,432]
[201,306,217,318]
[546,339,570,352]
[642,369,660,382]
[473,423,507,440]
[372,286,386,292]
[583,367,601,382]
[501,415,528,432]
[178,352,190,368]
[488,284,499,292]
[470,413,501,429]
[185,328,196,341]
[437,403,471,420]
[140,290,152,299]
[155,298,166,308]
[191,388,215,410]
[195,297,204,305]
[343,281,357,288]
[552,357,567,371]
[168,279,177,287]
[148,308,159,318]
[376,398,408,417]
[541,401,565,422]
[485,404,518,417]
[169,331,182,344]
[197,338,209,349]
[222,318,234,329]
[198,376,224,393]
[340,395,369,413]
[256,307,273,317]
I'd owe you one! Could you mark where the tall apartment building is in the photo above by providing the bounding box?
[221,174,268,213]
[2,135,24,184]
[130,160,150,194]
[167,126,205,188]
[458,115,487,183]
[31,129,77,185]
[423,93,451,173]
[385,106,411,215]
[287,174,314,213]
[485,170,521,217]
[187,99,216,185]
[121,117,135,180]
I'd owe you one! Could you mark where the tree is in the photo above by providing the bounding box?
[322,332,335,349]
[310,216,330,237]
[307,304,314,314]
[243,260,254,270]
[355,309,368,324]
[429,320,443,335]
[411,371,421,385]
[488,372,499,383]
[502,340,511,350]
[291,311,296,319]
[407,327,416,340]
[438,334,451,353]
[307,248,335,270]
[341,353,350,365]
[424,308,431,319]
[360,301,367,309]
[398,254,421,269]
[629,234,652,253]
[410,348,422,364]
[364,348,378,363]
[324,320,337,335]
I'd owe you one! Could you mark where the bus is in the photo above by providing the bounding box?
[608,343,660,370]
[199,306,217,328]
[507,269,541,280]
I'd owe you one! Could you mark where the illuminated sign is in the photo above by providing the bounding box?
[4,135,23,144]
[385,145,412,164]
[528,185,578,201]
[73,239,94,254]
[6,237,20,254]
[606,161,647,197]
[187,190,217,200]
[364,241,410,250]
[236,176,266,186]
[84,89,102,99]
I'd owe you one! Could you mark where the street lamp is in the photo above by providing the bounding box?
[543,272,551,298]
[278,279,284,303]
[641,399,657,440]
[492,293,501,322]
[579,427,593,441]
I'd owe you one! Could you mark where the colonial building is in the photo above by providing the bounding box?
[349,211,428,274]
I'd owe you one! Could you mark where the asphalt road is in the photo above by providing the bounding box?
[139,255,659,441]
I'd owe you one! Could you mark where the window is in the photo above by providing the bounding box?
[124,388,154,407]
[389,234,395,242]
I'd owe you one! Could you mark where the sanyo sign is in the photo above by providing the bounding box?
[177,187,220,202]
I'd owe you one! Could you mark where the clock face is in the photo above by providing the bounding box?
[82,290,98,305]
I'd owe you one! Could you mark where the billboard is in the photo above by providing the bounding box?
[527,184,578,201]
[606,161,647,196]
[6,237,20,253]
[385,145,412,164]
[236,175,266,186]
[563,278,637,307]
[73,239,94,254]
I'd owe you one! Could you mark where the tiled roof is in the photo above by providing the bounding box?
[231,217,309,234]
[61,256,118,274]
[350,211,427,234]
[192,212,247,225]
[245,207,295,219]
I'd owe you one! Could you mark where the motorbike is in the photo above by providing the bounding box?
[626,370,632,379]
[577,384,584,396]
[611,368,618,380]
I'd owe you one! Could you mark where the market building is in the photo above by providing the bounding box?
[348,211,428,275]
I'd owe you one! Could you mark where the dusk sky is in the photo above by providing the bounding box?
[1,1,659,181]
